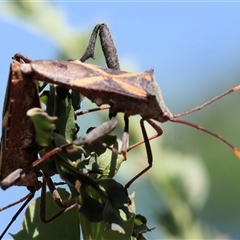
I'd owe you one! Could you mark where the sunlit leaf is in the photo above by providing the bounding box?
[132,214,156,239]
[89,213,135,240]
[103,200,125,233]
[45,85,76,142]
[94,138,125,179]
[10,188,80,240]
[79,185,104,222]
[85,131,125,179]
[27,107,56,146]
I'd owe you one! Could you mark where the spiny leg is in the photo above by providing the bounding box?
[101,114,130,160]
[78,115,130,156]
[76,106,124,155]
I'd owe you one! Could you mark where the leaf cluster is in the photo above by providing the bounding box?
[11,82,154,240]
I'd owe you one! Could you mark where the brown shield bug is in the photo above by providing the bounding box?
[14,24,240,190]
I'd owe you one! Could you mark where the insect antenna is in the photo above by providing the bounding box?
[170,118,240,158]
[170,85,240,158]
[173,85,240,118]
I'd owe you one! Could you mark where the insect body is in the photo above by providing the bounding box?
[0,59,42,239]
[0,59,42,190]
[11,24,240,190]
[20,60,171,122]
[0,24,135,238]
[18,56,240,187]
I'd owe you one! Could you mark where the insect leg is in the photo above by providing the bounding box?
[75,106,110,116]
[0,190,35,240]
[120,115,130,160]
[125,119,163,189]
[127,119,163,152]
[0,145,70,190]
[40,173,79,223]
[75,116,118,146]
[0,191,34,212]
[80,23,120,70]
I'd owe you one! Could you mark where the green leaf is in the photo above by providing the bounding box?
[51,132,85,162]
[84,127,118,156]
[103,200,125,233]
[90,213,135,240]
[79,185,104,222]
[84,129,125,179]
[97,179,130,209]
[78,152,103,173]
[132,214,156,239]
[10,188,80,240]
[45,85,76,142]
[39,90,49,105]
[27,107,57,146]
[94,138,125,179]
[41,132,86,189]
[79,179,134,237]
[71,90,85,111]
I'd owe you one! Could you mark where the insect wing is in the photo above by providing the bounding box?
[20,60,150,102]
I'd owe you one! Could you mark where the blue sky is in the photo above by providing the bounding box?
[1,2,240,112]
[1,2,240,239]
